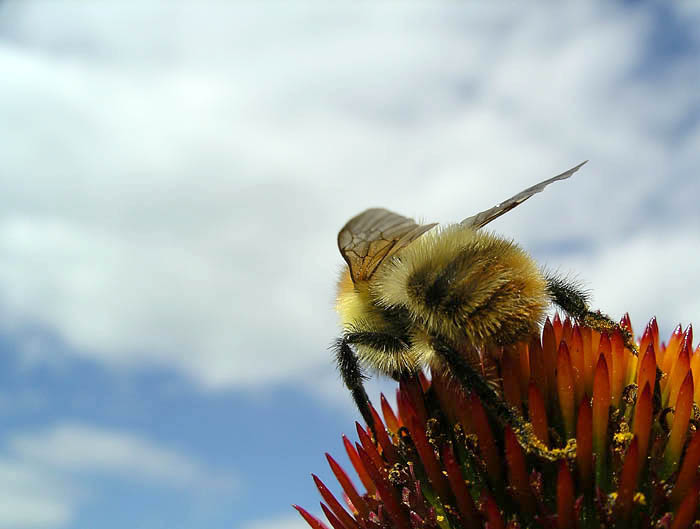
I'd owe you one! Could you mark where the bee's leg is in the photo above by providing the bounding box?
[432,338,576,462]
[545,273,639,355]
[334,331,412,438]
[332,337,375,430]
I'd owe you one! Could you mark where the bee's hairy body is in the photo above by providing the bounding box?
[337,225,548,378]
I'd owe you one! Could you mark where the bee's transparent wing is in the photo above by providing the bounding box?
[461,161,587,229]
[338,208,437,283]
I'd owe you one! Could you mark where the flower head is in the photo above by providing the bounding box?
[295,315,700,528]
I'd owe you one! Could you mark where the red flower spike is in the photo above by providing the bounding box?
[632,382,653,468]
[518,341,531,401]
[505,426,535,516]
[355,423,385,477]
[592,355,610,488]
[405,410,451,501]
[610,331,627,408]
[669,480,700,529]
[501,345,523,414]
[469,391,502,482]
[528,381,549,446]
[637,344,657,406]
[312,474,361,529]
[343,435,376,496]
[671,431,700,507]
[326,453,370,521]
[562,316,573,347]
[556,461,575,529]
[556,342,576,440]
[529,335,549,405]
[542,318,557,402]
[400,378,428,427]
[616,437,639,520]
[482,493,506,529]
[620,313,633,336]
[665,338,691,409]
[320,502,351,529]
[294,504,332,529]
[440,442,480,527]
[570,325,586,406]
[355,444,412,529]
[639,324,654,365]
[580,326,595,397]
[661,324,684,382]
[369,404,399,464]
[380,394,400,434]
[664,371,694,476]
[417,371,430,393]
[576,398,593,490]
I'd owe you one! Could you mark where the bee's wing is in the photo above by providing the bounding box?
[338,208,437,283]
[461,161,587,229]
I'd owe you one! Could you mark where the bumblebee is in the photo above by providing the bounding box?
[333,162,631,459]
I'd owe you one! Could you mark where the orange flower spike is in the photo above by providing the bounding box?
[563,316,573,344]
[610,331,627,408]
[598,333,612,388]
[691,344,700,404]
[632,383,653,465]
[661,324,684,381]
[481,493,506,529]
[343,435,375,496]
[671,431,700,507]
[529,335,548,403]
[636,344,657,406]
[405,411,452,501]
[501,345,523,414]
[326,453,370,521]
[592,355,611,488]
[355,444,412,529]
[576,398,593,490]
[669,480,700,529]
[504,426,535,516]
[440,442,480,527]
[528,381,549,446]
[663,371,694,476]
[620,313,633,337]
[616,437,639,520]
[556,461,575,529]
[380,394,400,434]
[368,404,399,464]
[294,504,332,529]
[665,338,691,409]
[542,318,557,402]
[569,324,586,405]
[553,313,564,346]
[650,317,660,353]
[518,341,531,401]
[556,342,576,439]
[470,392,502,482]
[312,474,362,529]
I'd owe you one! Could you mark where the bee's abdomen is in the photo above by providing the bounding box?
[374,225,548,346]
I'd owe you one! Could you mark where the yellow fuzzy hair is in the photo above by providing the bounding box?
[373,224,548,348]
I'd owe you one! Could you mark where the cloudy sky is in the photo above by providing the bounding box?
[0,2,699,528]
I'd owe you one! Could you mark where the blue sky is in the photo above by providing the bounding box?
[0,2,699,528]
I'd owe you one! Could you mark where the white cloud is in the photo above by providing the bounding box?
[9,423,236,491]
[0,2,697,392]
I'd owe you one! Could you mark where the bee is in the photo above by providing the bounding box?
[333,162,632,459]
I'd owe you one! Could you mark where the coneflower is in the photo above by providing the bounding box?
[295,315,700,528]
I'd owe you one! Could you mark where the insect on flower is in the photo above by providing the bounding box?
[333,162,635,459]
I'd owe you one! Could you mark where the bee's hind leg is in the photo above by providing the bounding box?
[332,337,375,430]
[545,273,638,355]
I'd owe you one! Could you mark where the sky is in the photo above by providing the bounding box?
[0,2,699,528]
